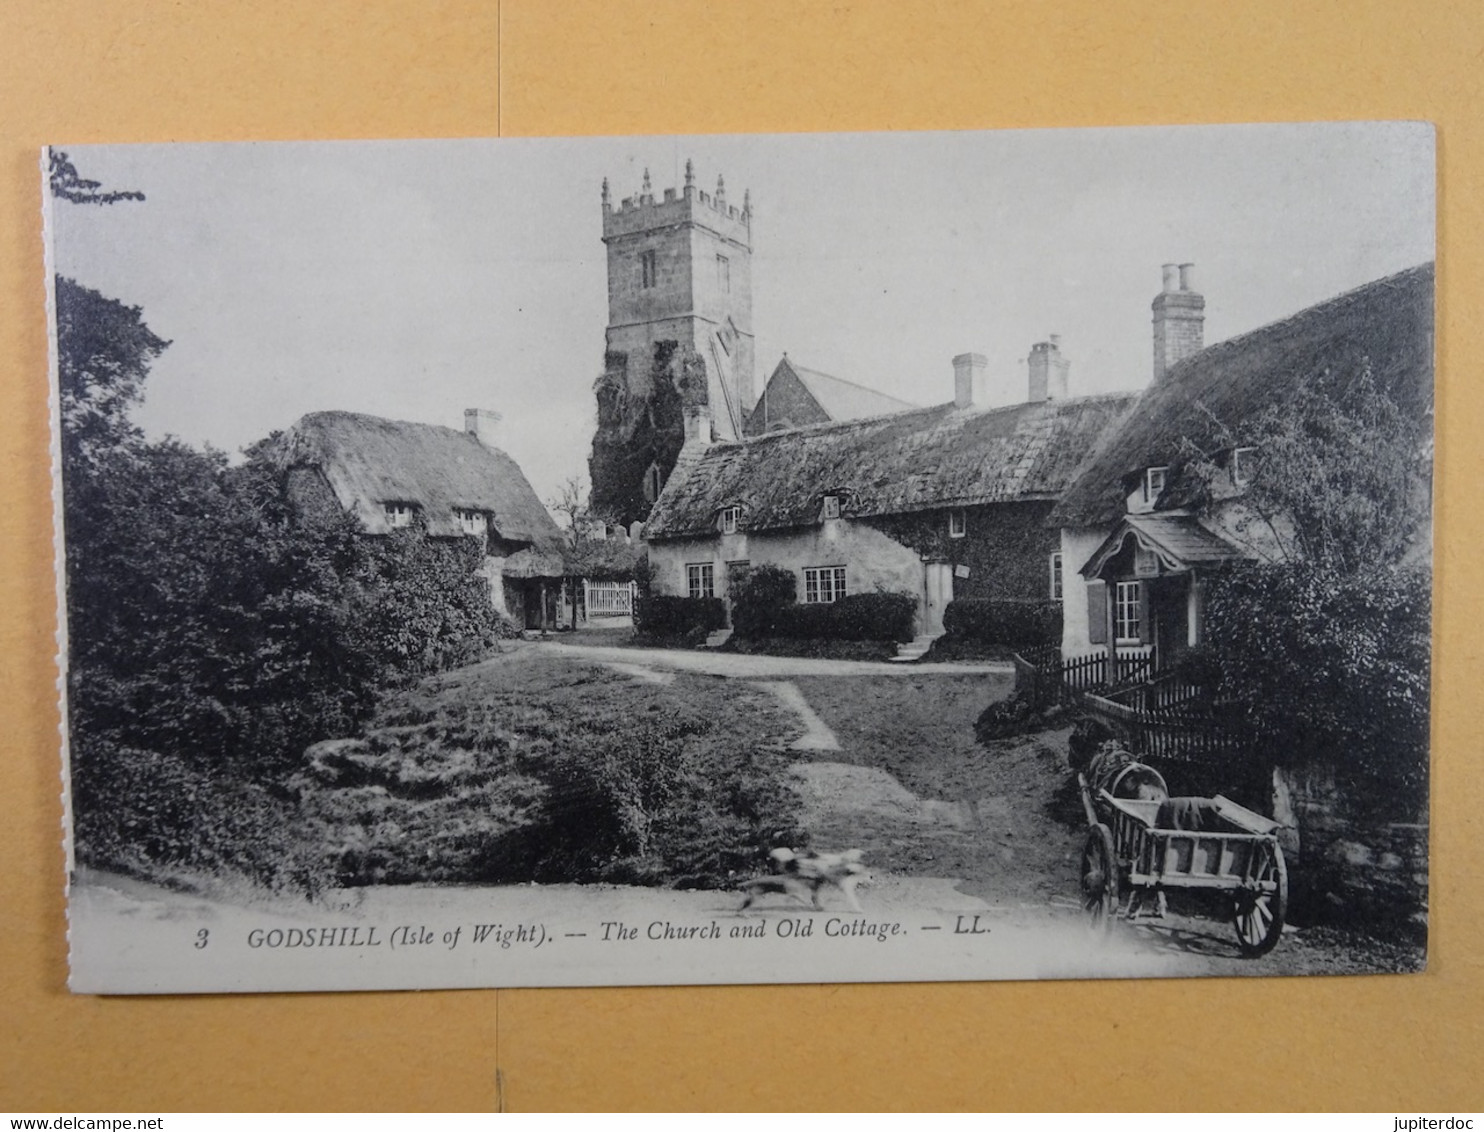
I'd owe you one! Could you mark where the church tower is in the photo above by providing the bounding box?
[589,161,756,524]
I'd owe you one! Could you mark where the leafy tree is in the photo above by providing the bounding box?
[1177,365,1431,808]
[54,277,169,470]
[1176,364,1428,574]
[48,150,146,205]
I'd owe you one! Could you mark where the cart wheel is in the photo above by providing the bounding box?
[1079,824,1119,935]
[1233,840,1288,957]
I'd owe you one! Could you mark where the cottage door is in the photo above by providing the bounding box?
[923,562,953,637]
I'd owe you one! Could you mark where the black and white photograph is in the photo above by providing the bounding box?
[47,123,1434,994]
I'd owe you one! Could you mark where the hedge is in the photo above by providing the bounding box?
[633,594,726,638]
[942,598,1062,647]
[731,567,916,642]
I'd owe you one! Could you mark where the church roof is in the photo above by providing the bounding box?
[272,411,564,547]
[788,361,920,421]
[646,392,1137,540]
[1050,263,1435,528]
[746,357,919,434]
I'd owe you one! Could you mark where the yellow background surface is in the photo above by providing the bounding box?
[2,0,1480,1111]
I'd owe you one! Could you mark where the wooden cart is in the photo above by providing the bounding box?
[1077,767,1288,956]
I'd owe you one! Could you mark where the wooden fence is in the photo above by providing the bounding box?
[1011,645,1255,767]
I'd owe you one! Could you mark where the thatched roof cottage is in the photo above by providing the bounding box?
[1051,262,1434,665]
[646,347,1136,637]
[273,409,568,626]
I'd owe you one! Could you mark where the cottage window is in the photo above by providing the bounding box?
[384,502,416,529]
[1232,446,1258,486]
[1143,466,1168,505]
[641,250,658,289]
[687,562,715,599]
[720,506,741,534]
[948,509,967,539]
[1115,580,1143,643]
[717,254,730,293]
[455,508,487,536]
[1049,552,1063,601]
[804,566,847,604]
[821,495,841,520]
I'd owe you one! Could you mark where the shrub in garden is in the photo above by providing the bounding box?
[632,594,726,638]
[942,598,1062,647]
[729,564,797,638]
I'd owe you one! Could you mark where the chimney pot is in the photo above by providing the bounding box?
[1027,336,1070,402]
[952,352,989,409]
[1151,263,1205,381]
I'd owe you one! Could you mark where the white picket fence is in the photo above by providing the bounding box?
[584,580,637,617]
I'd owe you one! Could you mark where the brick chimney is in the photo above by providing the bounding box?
[953,352,988,409]
[1152,263,1204,380]
[464,408,502,446]
[1027,335,1070,401]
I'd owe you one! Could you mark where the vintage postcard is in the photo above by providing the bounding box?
[47,124,1434,994]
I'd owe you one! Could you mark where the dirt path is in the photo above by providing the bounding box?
[538,640,1010,678]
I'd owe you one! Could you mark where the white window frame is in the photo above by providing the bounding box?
[384,502,415,529]
[1049,552,1063,601]
[821,495,841,520]
[1232,446,1257,486]
[1144,466,1168,505]
[948,509,967,539]
[687,562,715,600]
[720,506,740,534]
[455,508,487,536]
[1114,580,1142,644]
[804,566,848,605]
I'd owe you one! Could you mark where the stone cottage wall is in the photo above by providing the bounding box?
[1272,762,1428,937]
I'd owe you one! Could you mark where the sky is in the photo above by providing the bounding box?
[48,123,1434,510]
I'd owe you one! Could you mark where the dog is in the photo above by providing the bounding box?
[738,847,871,912]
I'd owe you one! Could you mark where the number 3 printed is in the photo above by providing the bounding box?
[194,928,210,949]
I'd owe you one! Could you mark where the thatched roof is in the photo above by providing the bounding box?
[274,411,564,547]
[1050,264,1435,528]
[646,392,1138,540]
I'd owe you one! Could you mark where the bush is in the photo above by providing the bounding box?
[973,692,1071,743]
[632,594,726,638]
[1202,562,1430,808]
[732,565,916,642]
[943,599,1062,647]
[729,564,797,638]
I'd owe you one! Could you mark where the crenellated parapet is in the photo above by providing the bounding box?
[601,159,752,247]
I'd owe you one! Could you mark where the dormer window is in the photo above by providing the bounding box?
[455,508,488,537]
[1232,446,1258,486]
[384,502,416,529]
[948,509,967,539]
[1143,466,1168,505]
[720,506,741,534]
[822,495,841,520]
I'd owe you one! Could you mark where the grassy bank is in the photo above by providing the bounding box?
[290,649,806,889]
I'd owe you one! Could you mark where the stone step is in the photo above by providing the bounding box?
[704,628,734,648]
[889,635,940,663]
